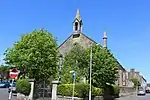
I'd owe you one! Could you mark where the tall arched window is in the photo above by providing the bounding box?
[75,22,78,31]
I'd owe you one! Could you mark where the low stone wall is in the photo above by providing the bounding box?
[120,86,135,93]
[93,96,103,100]
[119,86,135,97]
[57,96,83,100]
[36,96,104,100]
[57,96,103,100]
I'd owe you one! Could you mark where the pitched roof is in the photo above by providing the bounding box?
[57,34,72,49]
[57,33,100,49]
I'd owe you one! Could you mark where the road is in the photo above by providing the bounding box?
[0,88,150,100]
[116,93,150,100]
[0,88,17,100]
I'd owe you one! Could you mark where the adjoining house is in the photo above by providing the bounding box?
[128,68,147,87]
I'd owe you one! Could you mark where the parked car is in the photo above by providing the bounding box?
[8,82,17,93]
[146,87,150,93]
[137,87,146,96]
[0,82,10,88]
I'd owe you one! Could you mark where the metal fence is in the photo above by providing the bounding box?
[33,79,52,100]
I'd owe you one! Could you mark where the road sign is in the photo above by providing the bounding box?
[9,68,19,79]
[73,72,76,79]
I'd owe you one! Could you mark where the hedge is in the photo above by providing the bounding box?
[57,83,103,98]
[57,83,120,98]
[16,79,31,96]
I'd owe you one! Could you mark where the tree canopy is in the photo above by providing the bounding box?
[85,44,118,88]
[4,29,58,81]
[0,65,10,80]
[129,78,141,88]
[61,43,119,88]
[61,44,87,83]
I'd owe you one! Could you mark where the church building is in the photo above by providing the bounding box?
[58,9,128,87]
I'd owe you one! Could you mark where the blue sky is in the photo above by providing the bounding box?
[0,0,150,82]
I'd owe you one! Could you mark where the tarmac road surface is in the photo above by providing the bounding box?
[116,93,150,100]
[0,88,17,100]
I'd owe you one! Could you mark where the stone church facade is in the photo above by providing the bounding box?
[58,9,129,87]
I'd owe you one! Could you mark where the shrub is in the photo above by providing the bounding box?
[113,85,120,95]
[92,87,103,96]
[103,84,114,95]
[57,84,73,96]
[57,83,103,98]
[75,83,89,97]
[16,79,31,96]
[103,84,120,98]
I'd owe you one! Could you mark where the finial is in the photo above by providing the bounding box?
[75,9,81,21]
[103,31,107,39]
[103,28,107,38]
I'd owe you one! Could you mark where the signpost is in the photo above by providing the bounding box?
[72,72,76,100]
[9,68,19,79]
[8,67,20,100]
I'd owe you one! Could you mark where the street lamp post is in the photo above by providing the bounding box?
[72,72,76,100]
[89,45,92,100]
[70,70,76,100]
[89,43,100,100]
[58,54,63,81]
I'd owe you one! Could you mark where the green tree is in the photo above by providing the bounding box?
[0,65,10,80]
[84,44,118,88]
[61,43,88,84]
[129,78,141,89]
[61,43,119,87]
[4,29,58,81]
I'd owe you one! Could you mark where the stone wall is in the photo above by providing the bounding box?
[58,33,95,56]
[36,96,104,100]
[120,86,135,93]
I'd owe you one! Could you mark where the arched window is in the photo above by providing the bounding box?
[75,22,78,31]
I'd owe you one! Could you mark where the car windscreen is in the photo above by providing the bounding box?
[139,87,144,91]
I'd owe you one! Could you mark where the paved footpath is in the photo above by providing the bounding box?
[0,88,17,100]
[116,93,150,100]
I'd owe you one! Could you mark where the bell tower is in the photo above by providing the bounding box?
[73,9,83,34]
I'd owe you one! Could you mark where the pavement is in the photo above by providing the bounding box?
[0,88,17,100]
[116,93,150,100]
[1,88,150,100]
[119,92,136,97]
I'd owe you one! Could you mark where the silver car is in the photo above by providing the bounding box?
[137,87,146,96]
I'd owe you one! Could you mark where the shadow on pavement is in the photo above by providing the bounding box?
[103,95,116,100]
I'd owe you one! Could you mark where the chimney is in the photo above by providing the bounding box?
[103,31,107,48]
[130,68,135,78]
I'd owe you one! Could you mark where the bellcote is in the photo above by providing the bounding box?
[73,9,83,34]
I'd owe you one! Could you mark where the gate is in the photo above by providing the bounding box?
[33,79,52,100]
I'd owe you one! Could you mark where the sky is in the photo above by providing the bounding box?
[0,0,150,82]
